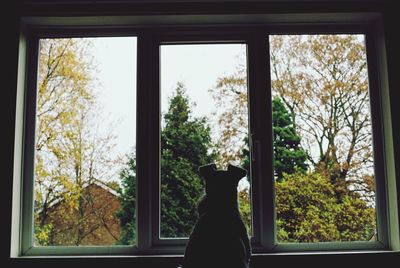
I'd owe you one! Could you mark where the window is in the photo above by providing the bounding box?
[271,34,377,243]
[159,43,251,239]
[13,13,398,257]
[21,36,137,254]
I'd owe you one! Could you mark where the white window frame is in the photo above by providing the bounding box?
[11,12,400,257]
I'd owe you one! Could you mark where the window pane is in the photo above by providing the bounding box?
[160,44,251,238]
[270,34,377,243]
[34,37,137,246]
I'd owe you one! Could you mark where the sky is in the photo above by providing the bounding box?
[90,37,137,159]
[91,38,247,165]
[160,44,246,118]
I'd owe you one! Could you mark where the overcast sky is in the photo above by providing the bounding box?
[90,37,137,159]
[91,38,246,162]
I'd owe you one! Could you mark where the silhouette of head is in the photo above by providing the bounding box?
[197,163,247,215]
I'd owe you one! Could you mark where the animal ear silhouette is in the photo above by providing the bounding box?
[227,164,247,183]
[199,163,217,179]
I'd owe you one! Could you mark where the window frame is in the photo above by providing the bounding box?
[20,29,142,256]
[265,25,390,253]
[12,13,399,257]
[153,32,260,249]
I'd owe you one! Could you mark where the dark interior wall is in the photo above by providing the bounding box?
[4,1,400,267]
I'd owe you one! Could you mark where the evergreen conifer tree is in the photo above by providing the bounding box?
[160,83,215,237]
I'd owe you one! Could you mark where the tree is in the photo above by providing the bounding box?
[210,34,376,241]
[239,97,309,232]
[34,38,120,245]
[35,38,94,244]
[116,154,137,245]
[276,171,376,242]
[211,35,374,199]
[238,187,252,236]
[270,35,374,200]
[272,97,308,181]
[209,58,248,167]
[160,83,215,237]
[241,97,308,181]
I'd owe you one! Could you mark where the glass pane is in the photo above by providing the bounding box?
[34,37,137,246]
[270,34,377,243]
[160,44,251,238]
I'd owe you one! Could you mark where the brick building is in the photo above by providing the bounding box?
[43,182,121,246]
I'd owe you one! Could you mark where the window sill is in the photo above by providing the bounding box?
[12,248,397,258]
[9,250,400,268]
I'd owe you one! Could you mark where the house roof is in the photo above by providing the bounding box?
[38,179,120,212]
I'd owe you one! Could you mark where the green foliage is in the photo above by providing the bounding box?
[34,223,54,246]
[272,97,308,181]
[116,83,215,239]
[276,171,376,242]
[241,97,308,181]
[116,154,137,245]
[160,83,216,237]
[238,188,252,236]
[239,97,309,234]
[335,195,376,241]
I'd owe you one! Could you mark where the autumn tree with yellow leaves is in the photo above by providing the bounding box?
[34,39,120,245]
[270,35,374,201]
[210,35,376,242]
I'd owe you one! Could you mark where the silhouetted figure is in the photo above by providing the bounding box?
[182,163,251,268]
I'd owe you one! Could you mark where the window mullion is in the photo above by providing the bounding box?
[247,32,276,251]
[136,33,158,252]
